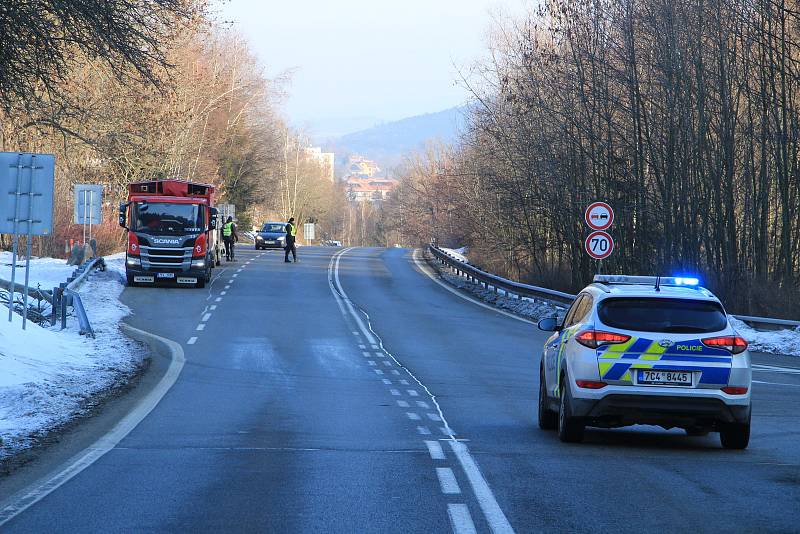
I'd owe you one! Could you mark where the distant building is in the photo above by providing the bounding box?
[347,156,380,179]
[304,147,335,182]
[346,176,398,202]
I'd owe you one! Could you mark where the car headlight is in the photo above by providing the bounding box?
[191,259,205,268]
[126,256,140,266]
[256,235,264,240]
[278,236,285,241]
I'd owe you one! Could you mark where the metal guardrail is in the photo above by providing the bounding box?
[55,256,106,337]
[428,245,800,330]
[428,245,575,306]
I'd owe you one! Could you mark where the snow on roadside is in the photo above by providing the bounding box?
[729,317,800,357]
[0,251,75,291]
[439,270,563,321]
[0,253,142,460]
[441,247,469,264]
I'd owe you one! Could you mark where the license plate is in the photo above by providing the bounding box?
[157,272,175,279]
[266,240,275,244]
[637,370,692,386]
[177,277,197,284]
[134,276,154,283]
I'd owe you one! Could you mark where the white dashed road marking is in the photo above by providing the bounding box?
[417,426,431,435]
[390,389,401,396]
[425,440,445,460]
[407,390,419,397]
[201,313,211,322]
[397,400,410,407]
[448,504,477,534]
[196,324,205,331]
[187,337,197,345]
[436,467,461,494]
[406,412,421,421]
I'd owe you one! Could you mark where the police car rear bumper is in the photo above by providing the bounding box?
[572,394,751,428]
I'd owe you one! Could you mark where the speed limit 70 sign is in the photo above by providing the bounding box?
[585,231,614,260]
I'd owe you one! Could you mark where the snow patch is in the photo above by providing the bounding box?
[0,253,142,459]
[439,270,563,321]
[730,317,800,357]
[441,247,469,264]
[0,251,75,291]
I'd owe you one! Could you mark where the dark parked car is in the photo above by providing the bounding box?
[255,222,287,250]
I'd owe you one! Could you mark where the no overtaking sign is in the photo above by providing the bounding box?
[584,201,614,261]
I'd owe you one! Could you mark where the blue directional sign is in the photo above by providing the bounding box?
[0,152,56,236]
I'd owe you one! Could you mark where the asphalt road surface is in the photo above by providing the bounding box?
[2,246,799,533]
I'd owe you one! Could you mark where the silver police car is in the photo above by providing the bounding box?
[537,275,752,449]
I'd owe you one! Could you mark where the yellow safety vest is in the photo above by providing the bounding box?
[288,223,297,237]
[223,222,234,237]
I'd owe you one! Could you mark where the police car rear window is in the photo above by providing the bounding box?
[598,298,728,333]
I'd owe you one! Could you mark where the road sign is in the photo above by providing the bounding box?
[0,152,56,329]
[74,184,103,225]
[0,152,55,235]
[303,223,316,241]
[585,231,614,260]
[585,201,614,231]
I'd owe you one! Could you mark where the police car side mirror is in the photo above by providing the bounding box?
[538,317,560,332]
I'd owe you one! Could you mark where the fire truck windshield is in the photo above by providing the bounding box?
[131,202,205,235]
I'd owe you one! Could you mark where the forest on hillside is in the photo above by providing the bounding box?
[384,0,800,318]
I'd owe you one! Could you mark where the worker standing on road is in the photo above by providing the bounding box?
[284,217,298,263]
[223,216,239,262]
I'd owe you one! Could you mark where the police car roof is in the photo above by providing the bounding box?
[586,282,720,302]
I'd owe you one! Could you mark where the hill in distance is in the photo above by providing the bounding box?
[323,106,466,174]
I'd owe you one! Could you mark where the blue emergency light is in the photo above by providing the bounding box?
[673,277,700,286]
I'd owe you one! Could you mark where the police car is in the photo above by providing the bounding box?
[537,275,751,449]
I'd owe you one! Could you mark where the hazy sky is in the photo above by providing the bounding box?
[218,0,530,135]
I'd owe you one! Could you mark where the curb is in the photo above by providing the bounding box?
[0,324,184,526]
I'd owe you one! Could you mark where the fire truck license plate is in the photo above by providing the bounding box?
[637,370,692,386]
[157,272,175,279]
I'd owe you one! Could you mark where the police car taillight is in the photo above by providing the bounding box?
[701,336,748,354]
[575,330,631,349]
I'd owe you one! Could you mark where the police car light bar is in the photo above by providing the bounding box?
[593,275,701,287]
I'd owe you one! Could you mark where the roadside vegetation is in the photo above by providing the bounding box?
[383,0,800,319]
[0,0,338,255]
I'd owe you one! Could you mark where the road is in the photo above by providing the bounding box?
[2,246,799,533]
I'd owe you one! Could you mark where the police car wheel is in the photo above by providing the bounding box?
[557,376,584,443]
[538,367,557,430]
[720,416,750,450]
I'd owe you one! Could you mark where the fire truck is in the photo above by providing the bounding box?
[119,179,220,288]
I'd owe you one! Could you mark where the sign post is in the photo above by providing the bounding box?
[584,201,615,271]
[0,152,56,329]
[303,223,316,243]
[74,184,103,245]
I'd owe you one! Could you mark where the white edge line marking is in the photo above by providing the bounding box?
[449,441,515,534]
[436,467,462,494]
[448,504,478,534]
[0,325,186,526]
[411,249,533,325]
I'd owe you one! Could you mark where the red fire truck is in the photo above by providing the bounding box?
[119,179,220,288]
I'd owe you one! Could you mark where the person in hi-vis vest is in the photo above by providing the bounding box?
[222,216,239,262]
[284,217,298,263]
